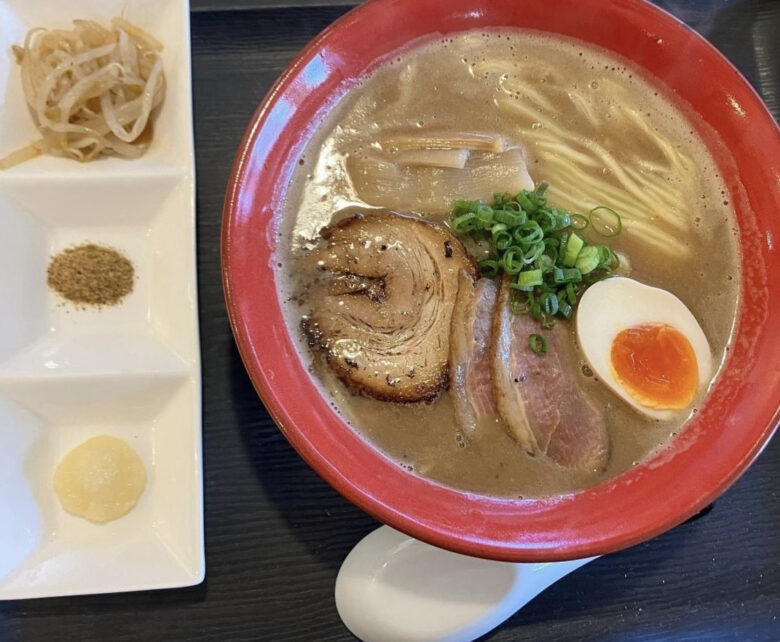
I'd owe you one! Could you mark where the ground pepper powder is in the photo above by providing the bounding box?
[47,243,134,306]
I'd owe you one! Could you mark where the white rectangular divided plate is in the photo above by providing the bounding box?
[0,0,203,598]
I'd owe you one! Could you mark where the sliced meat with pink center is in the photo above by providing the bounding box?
[491,277,609,470]
[449,272,499,436]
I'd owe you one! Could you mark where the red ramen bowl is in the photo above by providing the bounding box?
[222,0,780,561]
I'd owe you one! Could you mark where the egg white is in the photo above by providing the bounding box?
[576,277,713,420]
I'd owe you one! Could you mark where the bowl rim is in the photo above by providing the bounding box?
[222,0,780,561]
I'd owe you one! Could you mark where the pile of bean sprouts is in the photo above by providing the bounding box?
[0,18,165,168]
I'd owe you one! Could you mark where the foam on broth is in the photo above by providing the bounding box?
[277,30,740,498]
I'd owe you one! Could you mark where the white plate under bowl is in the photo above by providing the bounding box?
[0,0,203,599]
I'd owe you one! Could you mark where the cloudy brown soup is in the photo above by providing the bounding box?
[278,30,740,498]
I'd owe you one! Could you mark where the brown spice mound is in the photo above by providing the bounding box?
[47,243,134,306]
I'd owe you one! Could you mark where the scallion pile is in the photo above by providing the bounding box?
[451,183,621,327]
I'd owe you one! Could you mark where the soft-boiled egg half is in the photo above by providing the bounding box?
[577,277,712,420]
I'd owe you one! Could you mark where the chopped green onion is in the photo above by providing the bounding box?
[555,290,573,319]
[516,191,538,213]
[535,209,557,234]
[451,200,476,217]
[452,212,476,232]
[494,208,525,226]
[528,294,542,318]
[529,333,548,355]
[589,206,622,237]
[570,213,590,230]
[558,231,569,255]
[475,204,494,226]
[522,241,545,265]
[597,246,618,270]
[565,282,577,305]
[449,183,623,331]
[543,238,559,263]
[492,225,513,250]
[510,291,532,314]
[541,292,559,316]
[535,253,555,274]
[513,221,544,247]
[553,267,582,283]
[514,269,543,290]
[479,259,499,278]
[562,232,584,267]
[501,248,524,274]
[575,245,601,275]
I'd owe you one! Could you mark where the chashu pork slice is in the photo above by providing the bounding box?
[491,276,609,470]
[449,272,499,436]
[303,212,477,402]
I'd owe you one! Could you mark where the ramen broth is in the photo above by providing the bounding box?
[278,30,740,497]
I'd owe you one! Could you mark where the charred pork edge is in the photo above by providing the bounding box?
[301,316,448,404]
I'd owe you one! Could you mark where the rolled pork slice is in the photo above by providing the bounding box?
[303,211,478,402]
[491,277,609,470]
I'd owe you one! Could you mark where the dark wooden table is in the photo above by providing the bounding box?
[2,1,778,640]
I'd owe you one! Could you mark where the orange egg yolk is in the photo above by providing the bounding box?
[610,323,698,410]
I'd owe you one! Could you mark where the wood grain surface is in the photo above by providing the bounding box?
[1,2,778,640]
